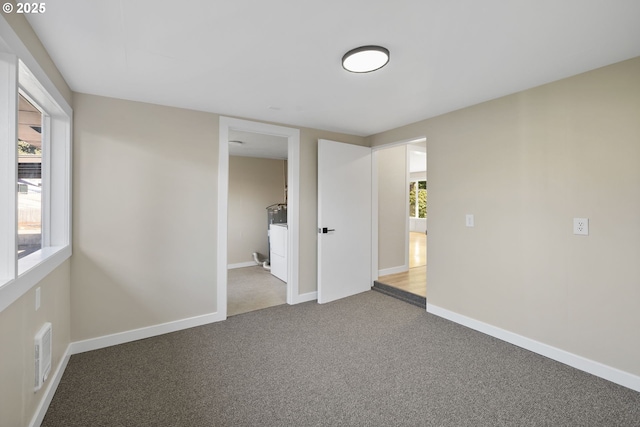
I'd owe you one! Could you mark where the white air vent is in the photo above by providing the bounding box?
[34,322,52,391]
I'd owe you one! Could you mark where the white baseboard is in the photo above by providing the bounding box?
[70,311,225,355]
[378,265,409,276]
[228,261,259,269]
[293,291,317,304]
[30,343,72,427]
[426,303,640,393]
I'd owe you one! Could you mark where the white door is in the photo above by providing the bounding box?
[317,139,372,304]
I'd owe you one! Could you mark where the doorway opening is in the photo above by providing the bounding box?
[217,117,300,319]
[372,138,427,307]
[227,131,288,315]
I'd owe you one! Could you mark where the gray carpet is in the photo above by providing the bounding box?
[42,291,640,426]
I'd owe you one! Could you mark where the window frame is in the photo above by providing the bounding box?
[0,22,72,313]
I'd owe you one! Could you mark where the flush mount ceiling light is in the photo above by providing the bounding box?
[342,45,390,73]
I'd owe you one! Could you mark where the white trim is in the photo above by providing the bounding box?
[0,51,18,289]
[378,265,409,276]
[218,117,301,317]
[0,246,70,313]
[70,311,225,355]
[292,291,317,304]
[286,134,300,305]
[41,113,52,248]
[228,261,260,270]
[29,343,71,427]
[404,144,410,270]
[0,15,71,116]
[217,119,229,319]
[427,303,640,393]
[0,20,73,314]
[371,152,379,282]
[371,136,426,152]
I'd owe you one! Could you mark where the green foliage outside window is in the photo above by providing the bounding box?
[409,180,427,218]
[18,140,41,155]
[409,182,416,217]
[418,189,427,218]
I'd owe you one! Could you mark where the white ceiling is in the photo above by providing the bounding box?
[26,0,640,137]
[228,130,288,159]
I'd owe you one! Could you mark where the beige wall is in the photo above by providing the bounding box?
[71,93,218,341]
[370,57,640,376]
[377,145,407,271]
[0,12,73,427]
[228,156,286,265]
[72,95,366,339]
[0,261,71,427]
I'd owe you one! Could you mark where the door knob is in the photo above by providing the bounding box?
[319,227,336,234]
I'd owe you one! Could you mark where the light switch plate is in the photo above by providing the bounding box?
[466,214,474,227]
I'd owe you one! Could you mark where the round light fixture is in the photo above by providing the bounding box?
[342,45,390,73]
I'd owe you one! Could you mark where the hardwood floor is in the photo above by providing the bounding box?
[378,232,426,297]
[409,231,426,268]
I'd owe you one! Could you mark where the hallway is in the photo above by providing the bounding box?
[377,232,426,297]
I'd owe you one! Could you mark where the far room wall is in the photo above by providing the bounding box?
[369,57,640,378]
[377,144,407,273]
[228,156,287,266]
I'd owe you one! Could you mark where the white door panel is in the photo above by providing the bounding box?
[317,139,372,304]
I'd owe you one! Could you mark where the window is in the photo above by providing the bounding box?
[17,93,44,259]
[409,180,427,218]
[0,39,72,312]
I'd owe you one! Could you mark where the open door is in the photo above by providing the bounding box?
[317,139,372,303]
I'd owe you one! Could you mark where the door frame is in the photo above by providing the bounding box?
[217,117,300,319]
[371,136,426,283]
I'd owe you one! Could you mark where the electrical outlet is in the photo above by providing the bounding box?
[573,218,589,236]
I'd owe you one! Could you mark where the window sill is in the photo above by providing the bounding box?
[0,244,71,313]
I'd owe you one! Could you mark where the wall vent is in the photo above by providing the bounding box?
[34,322,52,391]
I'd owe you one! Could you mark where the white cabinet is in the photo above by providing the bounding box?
[270,224,287,282]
